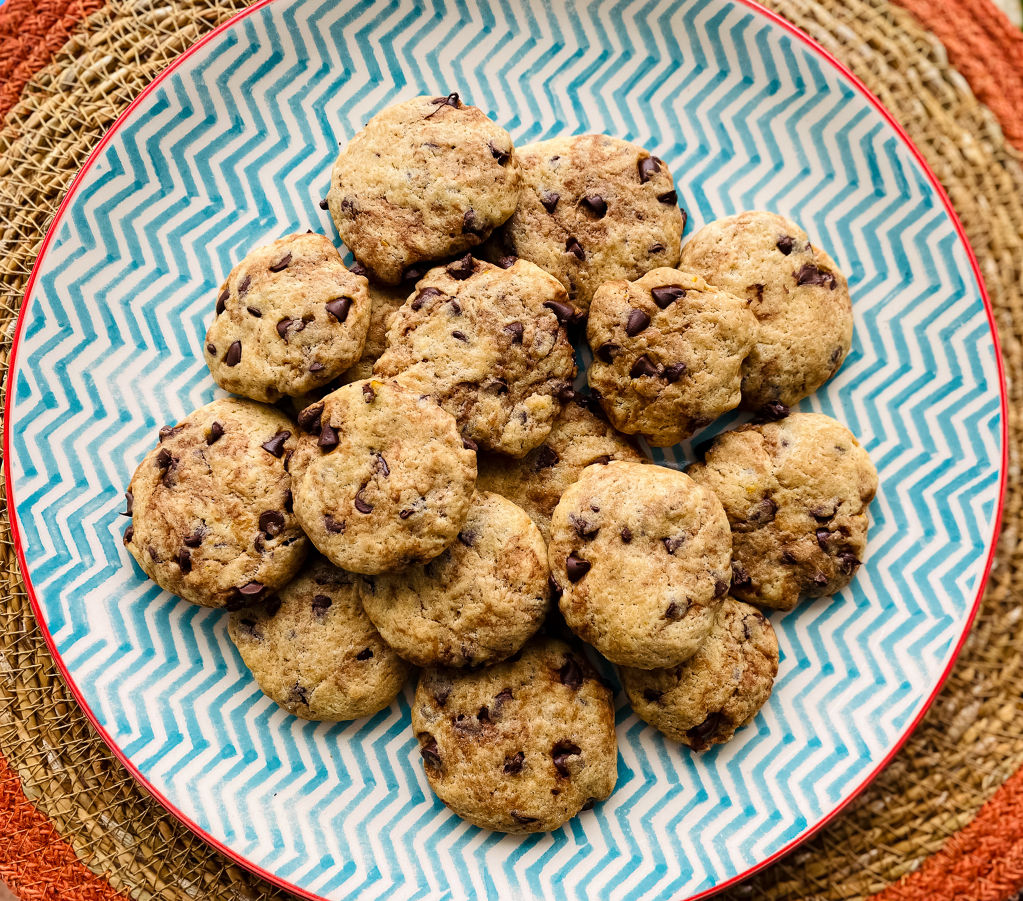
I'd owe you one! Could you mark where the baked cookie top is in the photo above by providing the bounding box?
[549,460,732,669]
[124,398,308,608]
[228,555,411,721]
[487,134,685,314]
[586,267,758,446]
[687,411,878,610]
[292,378,477,574]
[622,598,779,749]
[679,211,853,409]
[327,94,520,284]
[359,491,549,668]
[204,233,370,402]
[373,256,577,457]
[412,636,617,833]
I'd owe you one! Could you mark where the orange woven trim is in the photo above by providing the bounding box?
[0,754,126,901]
[893,0,1023,151]
[870,763,1023,901]
[0,0,108,120]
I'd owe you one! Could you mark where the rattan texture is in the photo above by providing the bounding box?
[0,2,1020,900]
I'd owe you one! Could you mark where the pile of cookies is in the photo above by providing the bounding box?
[121,93,878,835]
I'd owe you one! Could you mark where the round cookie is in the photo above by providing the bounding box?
[477,395,644,542]
[373,256,577,457]
[622,598,779,749]
[412,636,617,833]
[549,461,732,669]
[228,555,412,721]
[358,491,549,668]
[679,211,853,409]
[486,134,684,314]
[586,268,758,446]
[292,378,477,574]
[687,412,878,610]
[123,398,308,608]
[327,94,520,284]
[204,233,370,403]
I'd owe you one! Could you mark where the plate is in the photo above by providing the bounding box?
[4,0,1006,898]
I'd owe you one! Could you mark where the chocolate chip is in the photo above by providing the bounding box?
[663,362,686,383]
[268,252,292,272]
[596,342,620,363]
[837,552,860,574]
[173,547,191,573]
[457,529,476,547]
[495,688,513,706]
[318,198,329,210]
[122,525,133,545]
[288,683,309,707]
[294,405,322,437]
[462,208,485,235]
[649,243,665,254]
[510,811,537,824]
[638,156,661,183]
[651,285,685,309]
[687,711,728,749]
[558,383,576,403]
[714,578,729,598]
[216,287,229,315]
[361,383,376,404]
[780,549,799,565]
[372,452,389,477]
[324,514,345,533]
[318,423,339,450]
[570,513,599,539]
[307,363,325,374]
[812,571,829,587]
[261,430,290,457]
[732,565,751,590]
[206,342,217,355]
[201,421,223,446]
[451,329,468,342]
[433,684,451,706]
[551,741,582,778]
[237,581,264,598]
[664,600,685,620]
[543,300,575,325]
[625,308,650,336]
[462,438,478,452]
[776,235,795,255]
[565,554,590,582]
[749,497,777,525]
[349,261,368,277]
[156,448,173,470]
[565,237,585,260]
[245,306,262,318]
[548,574,563,601]
[816,529,831,551]
[504,321,524,343]
[159,425,181,442]
[446,254,475,280]
[354,491,373,514]
[558,657,583,690]
[258,510,285,538]
[476,705,492,725]
[452,713,481,735]
[486,139,511,165]
[224,341,242,367]
[755,401,790,422]
[662,536,684,555]
[630,355,659,378]
[657,190,678,205]
[504,751,525,775]
[311,594,332,616]
[356,647,374,661]
[795,263,837,289]
[402,263,429,283]
[183,527,205,548]
[534,445,559,470]
[431,92,460,108]
[496,255,518,269]
[326,297,352,322]
[619,526,633,543]
[581,195,607,217]
[122,490,133,517]
[238,274,251,296]
[540,190,560,214]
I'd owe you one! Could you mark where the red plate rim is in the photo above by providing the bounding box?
[2,1,1009,898]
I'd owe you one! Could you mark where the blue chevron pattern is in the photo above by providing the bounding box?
[6,0,1003,898]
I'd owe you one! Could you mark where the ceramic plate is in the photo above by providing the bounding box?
[5,0,1006,898]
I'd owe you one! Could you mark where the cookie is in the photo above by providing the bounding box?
[327,94,520,284]
[586,268,758,446]
[339,281,410,383]
[228,555,411,721]
[292,378,477,574]
[622,598,779,749]
[412,636,617,833]
[373,256,577,457]
[687,412,877,610]
[486,134,684,314]
[123,398,308,608]
[204,233,370,403]
[476,396,644,542]
[549,461,732,669]
[358,491,549,668]
[679,211,853,408]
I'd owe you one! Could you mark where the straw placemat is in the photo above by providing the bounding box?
[0,0,1021,899]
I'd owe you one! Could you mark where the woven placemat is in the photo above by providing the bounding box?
[0,1,1021,900]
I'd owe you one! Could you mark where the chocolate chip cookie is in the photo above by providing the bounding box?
[679,211,853,409]
[486,134,684,314]
[687,412,877,610]
[373,256,577,457]
[358,491,548,668]
[339,281,410,383]
[586,268,758,446]
[549,461,732,669]
[204,233,370,403]
[622,598,779,749]
[228,555,411,721]
[412,636,617,833]
[476,395,644,542]
[327,94,520,284]
[123,398,308,608]
[292,378,476,574]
